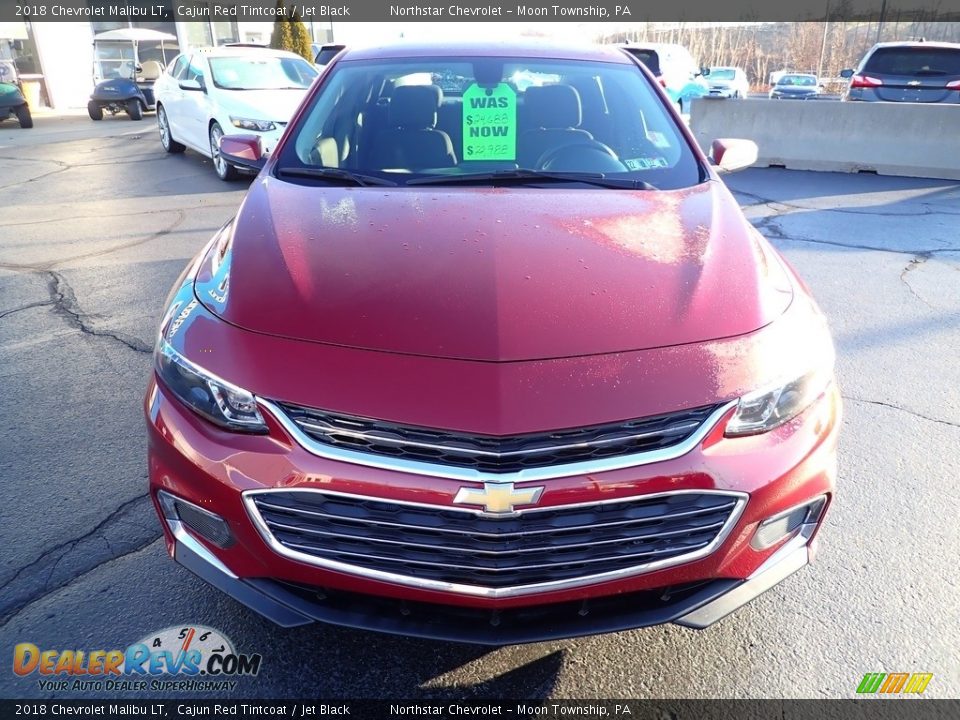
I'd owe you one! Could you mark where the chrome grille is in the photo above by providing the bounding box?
[247,490,745,594]
[273,402,724,474]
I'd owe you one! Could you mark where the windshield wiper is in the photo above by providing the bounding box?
[276,167,398,187]
[406,169,657,190]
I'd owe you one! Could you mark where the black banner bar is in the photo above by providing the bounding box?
[2,0,960,23]
[2,700,960,720]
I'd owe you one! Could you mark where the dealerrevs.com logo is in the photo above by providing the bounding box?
[856,672,934,695]
[12,625,262,693]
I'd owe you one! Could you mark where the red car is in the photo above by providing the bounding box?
[146,41,840,644]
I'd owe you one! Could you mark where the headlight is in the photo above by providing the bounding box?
[725,369,832,437]
[156,338,267,433]
[229,117,276,132]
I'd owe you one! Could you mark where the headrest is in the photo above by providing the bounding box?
[389,85,443,129]
[524,85,582,129]
[139,61,163,81]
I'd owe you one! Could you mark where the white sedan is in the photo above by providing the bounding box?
[154,47,318,180]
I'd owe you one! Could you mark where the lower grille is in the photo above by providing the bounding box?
[247,489,745,594]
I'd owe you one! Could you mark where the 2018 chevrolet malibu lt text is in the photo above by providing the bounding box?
[146,41,840,644]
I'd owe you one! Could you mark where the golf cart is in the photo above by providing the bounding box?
[88,28,177,121]
[0,60,32,128]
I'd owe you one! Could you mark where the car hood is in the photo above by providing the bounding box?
[215,88,306,122]
[775,86,818,93]
[199,179,794,362]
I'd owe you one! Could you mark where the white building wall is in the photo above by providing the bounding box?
[31,23,94,109]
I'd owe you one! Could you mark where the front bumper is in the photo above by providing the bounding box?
[147,365,839,642]
[168,505,816,643]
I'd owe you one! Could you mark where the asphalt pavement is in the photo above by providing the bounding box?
[1,114,958,700]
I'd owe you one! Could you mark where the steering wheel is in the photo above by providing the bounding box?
[537,141,628,173]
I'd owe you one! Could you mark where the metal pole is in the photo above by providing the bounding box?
[817,1,831,81]
[875,0,887,44]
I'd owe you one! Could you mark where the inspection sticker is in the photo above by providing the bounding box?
[462,83,517,161]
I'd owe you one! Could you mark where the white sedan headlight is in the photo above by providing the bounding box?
[230,116,277,132]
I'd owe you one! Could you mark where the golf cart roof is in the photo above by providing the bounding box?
[93,29,177,43]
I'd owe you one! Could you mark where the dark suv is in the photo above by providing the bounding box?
[841,41,960,103]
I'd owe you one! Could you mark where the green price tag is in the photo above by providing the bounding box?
[462,83,517,162]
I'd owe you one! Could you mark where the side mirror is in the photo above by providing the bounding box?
[219,134,265,172]
[839,69,854,79]
[710,138,758,173]
[700,66,711,77]
[179,78,202,92]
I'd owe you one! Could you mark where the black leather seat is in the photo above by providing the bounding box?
[371,85,457,170]
[518,85,594,168]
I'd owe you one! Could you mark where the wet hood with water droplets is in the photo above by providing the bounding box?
[200,178,794,362]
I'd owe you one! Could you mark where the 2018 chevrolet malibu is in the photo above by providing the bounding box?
[146,40,840,644]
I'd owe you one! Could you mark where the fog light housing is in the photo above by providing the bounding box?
[751,496,827,550]
[158,490,234,548]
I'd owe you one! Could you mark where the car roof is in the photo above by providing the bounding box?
[868,40,960,51]
[341,40,632,64]
[190,46,304,59]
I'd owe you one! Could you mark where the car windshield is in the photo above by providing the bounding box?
[278,56,702,190]
[209,55,318,90]
[779,75,816,86]
[864,47,960,76]
[711,68,736,80]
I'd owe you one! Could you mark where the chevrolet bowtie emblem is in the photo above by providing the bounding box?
[453,482,544,514]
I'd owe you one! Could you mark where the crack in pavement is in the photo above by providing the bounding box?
[843,395,960,429]
[45,270,152,353]
[0,300,53,320]
[751,215,960,256]
[0,209,188,273]
[0,202,236,229]
[732,187,960,218]
[899,254,938,310]
[0,492,161,627]
[0,155,71,191]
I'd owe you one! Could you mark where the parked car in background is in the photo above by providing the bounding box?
[154,46,318,180]
[708,66,749,98]
[840,41,960,103]
[621,42,710,112]
[147,40,840,645]
[769,73,822,99]
[312,43,345,69]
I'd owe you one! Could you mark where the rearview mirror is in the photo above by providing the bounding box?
[839,69,854,79]
[710,138,758,173]
[219,134,265,172]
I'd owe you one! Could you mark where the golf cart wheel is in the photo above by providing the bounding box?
[88,101,103,121]
[157,105,185,154]
[126,100,143,121]
[16,104,33,129]
[209,122,239,181]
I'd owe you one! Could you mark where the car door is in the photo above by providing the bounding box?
[159,54,189,139]
[178,55,214,153]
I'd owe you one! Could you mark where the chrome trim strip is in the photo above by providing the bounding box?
[283,539,710,572]
[261,517,726,555]
[243,488,748,598]
[291,416,702,459]
[253,496,736,537]
[258,398,738,483]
